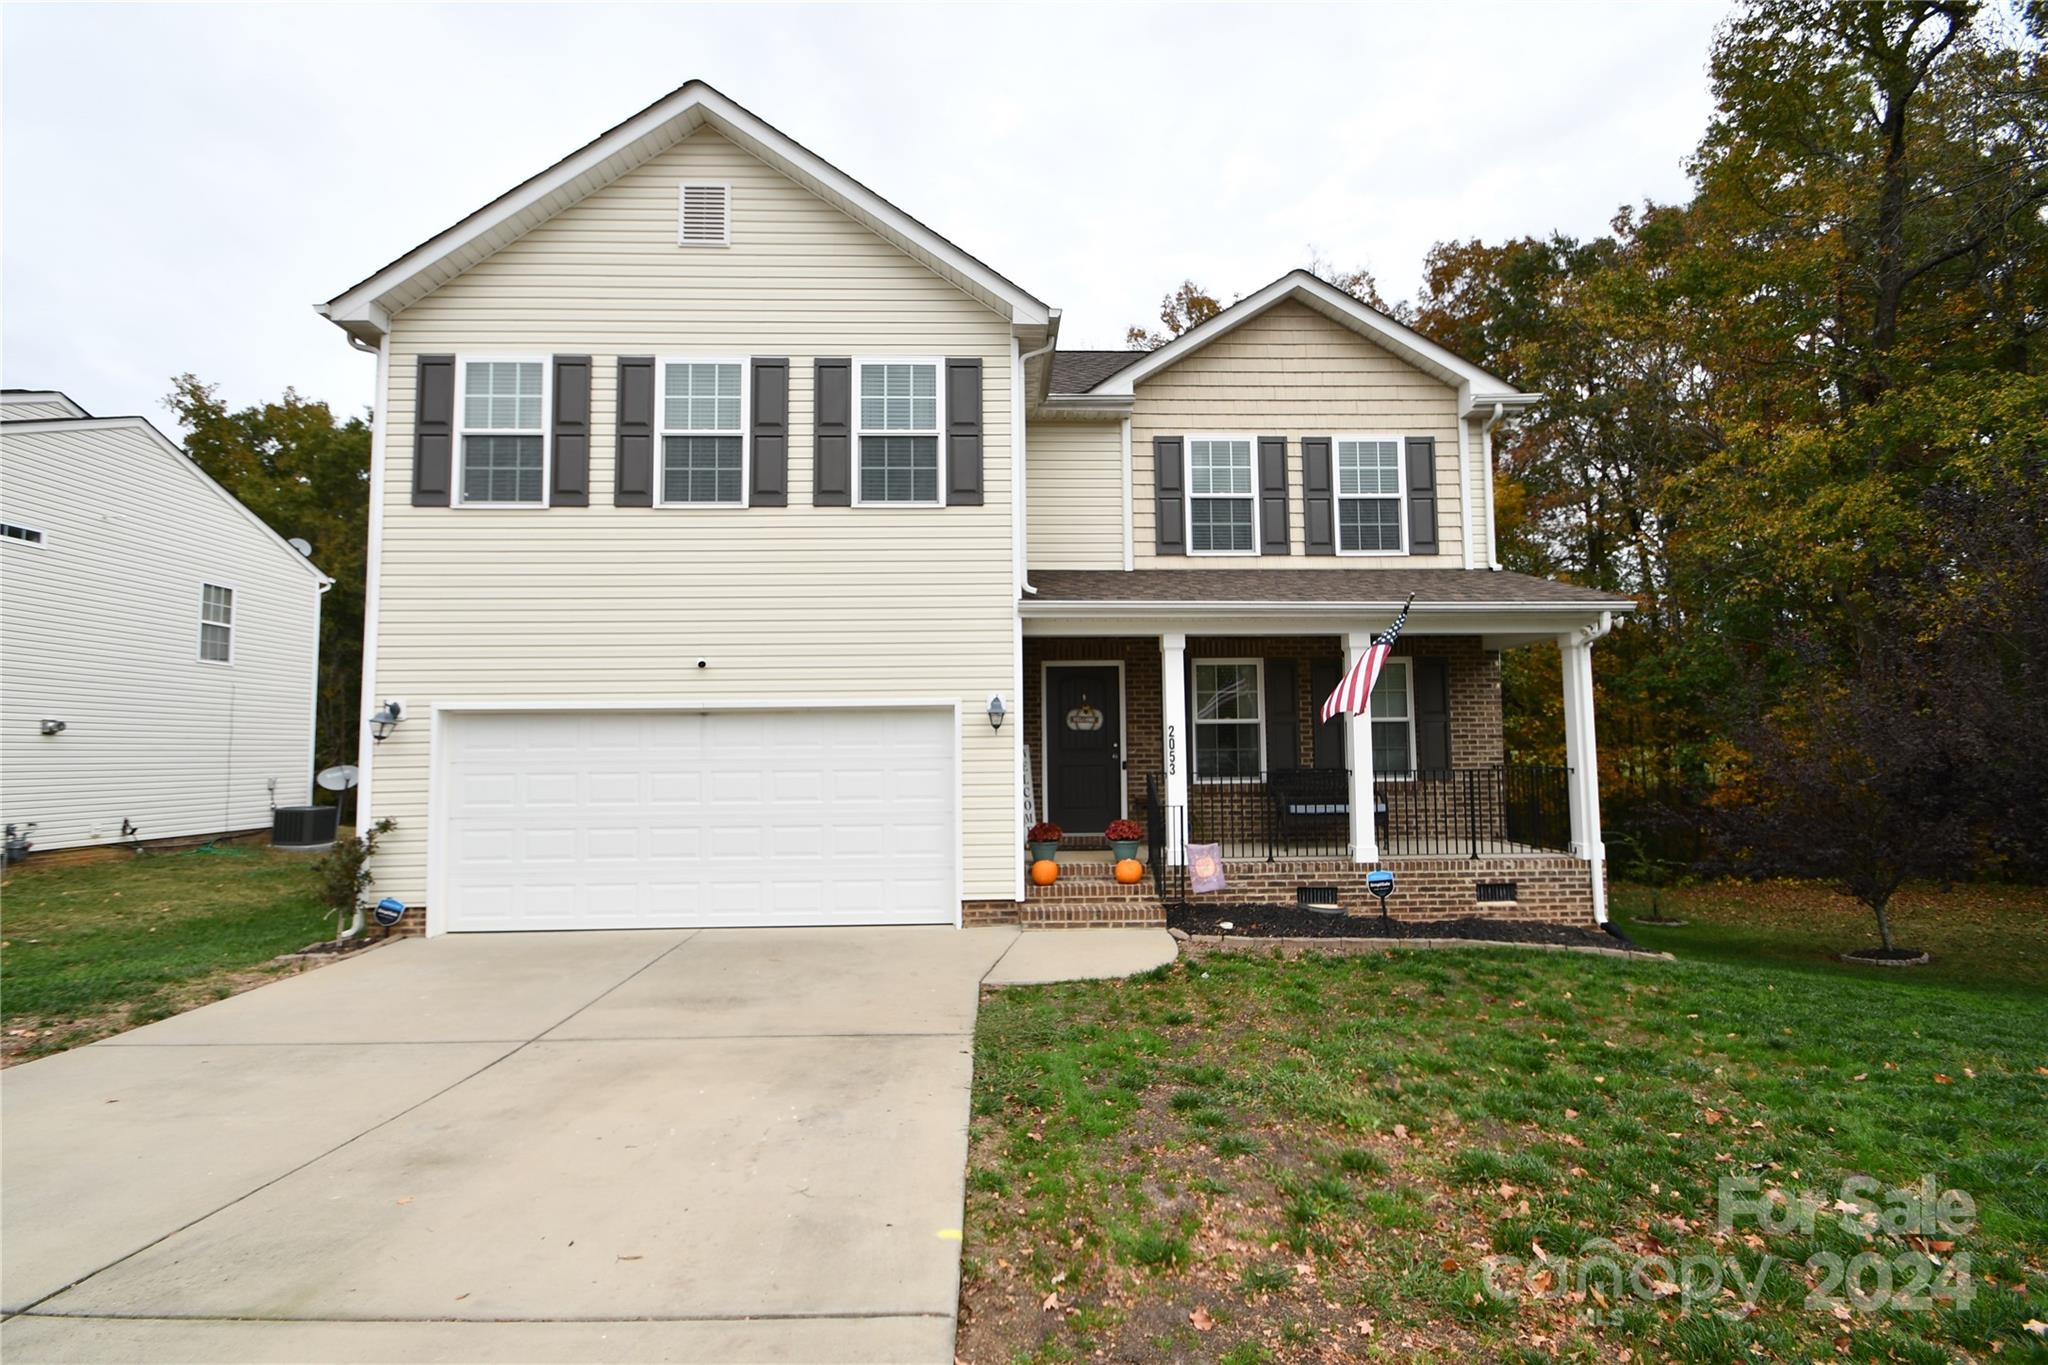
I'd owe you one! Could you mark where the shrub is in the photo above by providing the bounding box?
[1028,821,1063,843]
[1105,818,1143,842]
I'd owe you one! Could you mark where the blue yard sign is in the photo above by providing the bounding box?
[1366,869,1395,922]
[373,897,408,928]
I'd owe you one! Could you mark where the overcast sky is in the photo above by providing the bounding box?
[2,2,1728,429]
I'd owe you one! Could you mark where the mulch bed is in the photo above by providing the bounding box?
[1168,903,1643,951]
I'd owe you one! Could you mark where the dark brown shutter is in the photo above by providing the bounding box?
[1405,436,1438,554]
[813,358,851,506]
[1310,660,1347,768]
[1263,658,1298,774]
[549,355,590,507]
[1301,436,1334,555]
[945,357,983,506]
[1258,436,1289,555]
[411,355,455,507]
[1153,436,1185,554]
[1416,656,1451,772]
[749,357,788,507]
[614,356,655,507]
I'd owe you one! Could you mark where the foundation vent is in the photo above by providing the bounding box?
[1476,881,1519,904]
[1296,886,1342,912]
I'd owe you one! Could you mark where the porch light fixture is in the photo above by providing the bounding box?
[987,695,1007,732]
[39,719,66,736]
[368,700,404,743]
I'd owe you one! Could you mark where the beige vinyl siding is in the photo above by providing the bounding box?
[0,423,322,850]
[1465,413,1494,566]
[370,128,1018,904]
[1131,299,1465,568]
[1026,421,1123,570]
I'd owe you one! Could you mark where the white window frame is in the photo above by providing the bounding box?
[1183,433,1259,557]
[676,180,733,248]
[1,522,46,547]
[1191,656,1266,783]
[656,356,750,509]
[852,356,946,509]
[453,354,551,510]
[1331,433,1409,556]
[1367,657,1420,776]
[198,581,236,666]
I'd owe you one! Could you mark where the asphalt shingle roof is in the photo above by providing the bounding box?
[1025,569,1636,609]
[1048,350,1150,394]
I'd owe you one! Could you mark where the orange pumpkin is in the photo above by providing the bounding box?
[1030,858,1060,886]
[1113,858,1144,885]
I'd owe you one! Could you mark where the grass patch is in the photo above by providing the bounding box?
[958,881,2048,1362]
[2,843,331,1059]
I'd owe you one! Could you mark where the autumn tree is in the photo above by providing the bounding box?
[1125,280,1225,348]
[166,377,372,778]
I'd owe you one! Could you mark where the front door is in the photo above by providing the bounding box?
[1045,666,1122,834]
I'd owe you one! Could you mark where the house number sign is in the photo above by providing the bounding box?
[1164,723,1179,778]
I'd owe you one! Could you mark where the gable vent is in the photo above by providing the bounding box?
[678,182,730,247]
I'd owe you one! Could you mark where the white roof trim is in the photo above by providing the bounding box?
[319,82,1049,342]
[1,390,90,419]
[2,417,332,585]
[1087,270,1539,415]
[1019,597,1634,617]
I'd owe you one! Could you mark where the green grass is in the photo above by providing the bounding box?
[957,885,2048,1362]
[2,844,330,1057]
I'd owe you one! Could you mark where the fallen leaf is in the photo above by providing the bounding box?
[617,1254,643,1261]
[1934,1073,1953,1084]
[1704,1108,1723,1124]
[1852,1073,1868,1082]
[1189,1307,1214,1332]
[1354,1318,1375,1336]
[1392,1124,1409,1140]
[1041,1292,1060,1312]
[1563,1108,1579,1120]
[1439,1256,1460,1272]
[1530,1267,1555,1293]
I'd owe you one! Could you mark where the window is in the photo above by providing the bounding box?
[1369,658,1414,774]
[660,360,745,505]
[678,182,731,246]
[1,522,44,546]
[199,584,233,663]
[1193,660,1263,779]
[857,361,941,504]
[1187,437,1255,553]
[1336,437,1404,553]
[458,359,546,506]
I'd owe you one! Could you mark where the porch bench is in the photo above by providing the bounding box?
[1267,769,1387,846]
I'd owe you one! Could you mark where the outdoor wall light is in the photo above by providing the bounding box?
[368,700,404,742]
[39,719,65,736]
[987,695,1007,732]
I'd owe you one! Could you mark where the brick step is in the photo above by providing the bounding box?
[1019,900,1167,929]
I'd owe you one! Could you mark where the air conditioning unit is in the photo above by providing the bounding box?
[273,805,339,851]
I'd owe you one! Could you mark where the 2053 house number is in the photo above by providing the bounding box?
[1164,723,1179,778]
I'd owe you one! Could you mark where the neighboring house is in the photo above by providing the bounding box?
[319,82,1633,936]
[0,391,331,852]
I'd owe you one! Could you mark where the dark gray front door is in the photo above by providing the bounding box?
[1046,666,1122,833]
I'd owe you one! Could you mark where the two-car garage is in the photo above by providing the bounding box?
[435,707,957,932]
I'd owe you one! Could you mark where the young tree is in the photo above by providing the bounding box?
[165,377,372,777]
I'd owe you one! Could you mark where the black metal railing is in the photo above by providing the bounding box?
[1137,765,1573,864]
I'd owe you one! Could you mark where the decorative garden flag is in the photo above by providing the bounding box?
[1319,594,1415,724]
[1187,843,1226,894]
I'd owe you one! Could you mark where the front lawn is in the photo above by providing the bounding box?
[961,917,2048,1360]
[1,843,333,1061]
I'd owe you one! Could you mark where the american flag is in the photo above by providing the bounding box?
[1319,594,1415,724]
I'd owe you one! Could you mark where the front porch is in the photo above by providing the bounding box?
[1013,571,1633,928]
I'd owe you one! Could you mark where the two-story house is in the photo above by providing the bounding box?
[319,83,1632,937]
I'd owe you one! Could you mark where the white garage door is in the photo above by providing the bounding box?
[439,708,955,931]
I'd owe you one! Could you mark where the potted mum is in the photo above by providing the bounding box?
[1027,821,1063,862]
[1105,819,1143,862]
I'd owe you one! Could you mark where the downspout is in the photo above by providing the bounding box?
[1015,334,1059,597]
[1480,402,1506,571]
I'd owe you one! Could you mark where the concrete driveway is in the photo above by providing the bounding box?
[1,925,1173,1363]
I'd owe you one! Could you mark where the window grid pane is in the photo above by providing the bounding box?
[463,361,543,431]
[201,584,233,626]
[200,623,231,662]
[858,435,939,502]
[662,435,744,504]
[859,364,937,431]
[1370,661,1409,719]
[664,363,742,432]
[461,434,545,504]
[1189,439,1252,495]
[1337,439,1401,495]
[1372,719,1411,775]
[1339,497,1401,552]
[1196,723,1262,779]
[1194,663,1260,721]
[1190,498,1254,553]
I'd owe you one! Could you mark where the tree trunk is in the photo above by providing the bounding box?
[1872,899,1896,953]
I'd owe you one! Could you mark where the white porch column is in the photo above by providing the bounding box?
[1346,630,1379,865]
[1160,632,1189,865]
[1559,617,1612,921]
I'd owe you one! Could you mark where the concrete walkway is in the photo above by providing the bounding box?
[1,925,1174,1363]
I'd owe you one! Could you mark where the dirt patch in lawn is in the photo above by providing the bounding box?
[1169,902,1637,951]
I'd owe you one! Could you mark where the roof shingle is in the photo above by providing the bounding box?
[1025,569,1635,609]
[1048,350,1150,394]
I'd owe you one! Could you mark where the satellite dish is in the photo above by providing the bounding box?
[316,764,360,792]
[288,537,313,557]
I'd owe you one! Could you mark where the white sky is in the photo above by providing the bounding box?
[2,1,1727,428]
